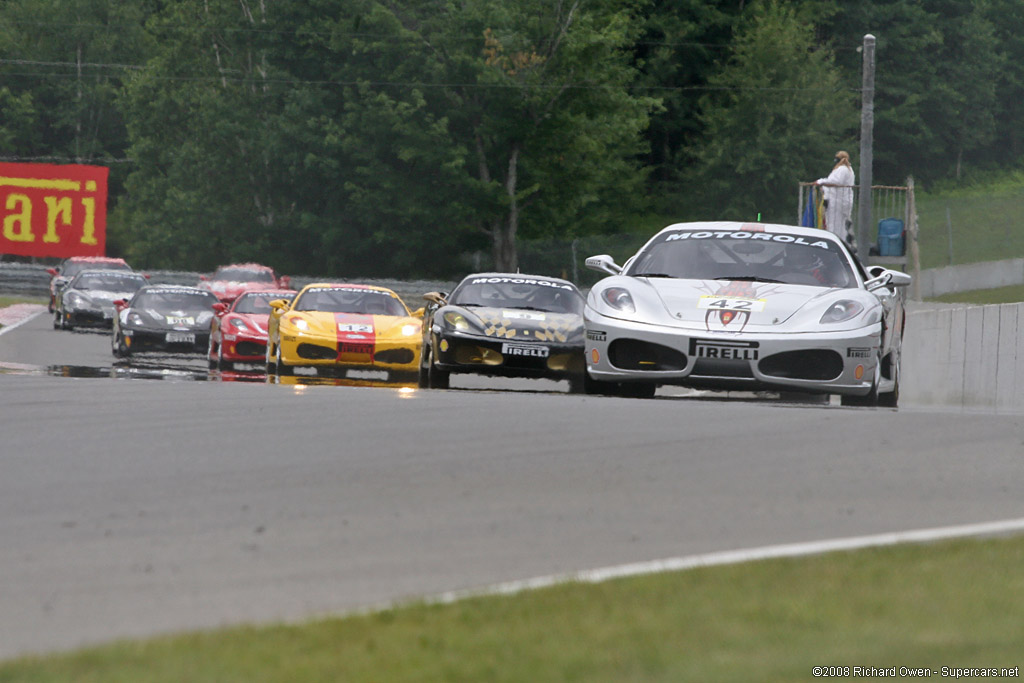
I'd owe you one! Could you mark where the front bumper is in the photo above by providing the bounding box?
[218,332,269,363]
[432,330,585,379]
[122,327,210,354]
[584,309,881,396]
[279,331,420,371]
[65,305,116,328]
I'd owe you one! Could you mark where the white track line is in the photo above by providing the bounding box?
[0,308,45,337]
[427,517,1024,605]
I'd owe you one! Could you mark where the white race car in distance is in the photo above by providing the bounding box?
[583,221,911,405]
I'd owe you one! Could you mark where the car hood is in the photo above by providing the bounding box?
[134,308,213,329]
[456,306,582,342]
[597,277,871,332]
[284,311,420,340]
[72,290,135,305]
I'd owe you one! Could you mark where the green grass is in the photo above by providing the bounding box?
[0,295,46,308]
[930,283,1024,305]
[2,535,1022,682]
[915,171,1024,270]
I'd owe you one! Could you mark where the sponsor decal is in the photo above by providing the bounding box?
[440,339,449,352]
[847,347,872,358]
[591,348,600,364]
[166,316,195,326]
[1,162,109,259]
[665,230,831,250]
[696,281,780,332]
[501,309,546,321]
[697,296,766,313]
[586,329,607,341]
[339,342,373,355]
[335,313,376,361]
[501,342,549,358]
[305,286,394,297]
[338,323,373,333]
[469,276,574,290]
[689,338,759,360]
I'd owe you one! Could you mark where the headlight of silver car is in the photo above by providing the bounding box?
[66,292,89,309]
[820,300,865,324]
[601,287,636,313]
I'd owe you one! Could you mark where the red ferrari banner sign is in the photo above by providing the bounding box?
[1,162,109,258]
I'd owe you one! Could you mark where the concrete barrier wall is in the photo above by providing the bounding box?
[903,301,1024,410]
[916,258,1024,298]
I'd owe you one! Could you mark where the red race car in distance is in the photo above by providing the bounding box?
[208,288,296,370]
[198,263,291,302]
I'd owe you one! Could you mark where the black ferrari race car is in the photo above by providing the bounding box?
[418,273,586,391]
[112,285,220,357]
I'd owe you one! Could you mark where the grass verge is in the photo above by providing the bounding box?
[0,295,46,309]
[2,534,1022,681]
[929,284,1024,306]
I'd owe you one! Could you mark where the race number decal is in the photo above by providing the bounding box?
[697,296,766,313]
[338,323,373,333]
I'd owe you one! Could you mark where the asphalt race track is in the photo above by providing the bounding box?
[2,311,1023,659]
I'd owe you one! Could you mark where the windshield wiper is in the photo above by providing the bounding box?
[634,272,675,278]
[714,276,785,284]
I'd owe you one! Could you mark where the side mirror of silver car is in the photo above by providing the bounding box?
[865,269,912,292]
[585,254,622,276]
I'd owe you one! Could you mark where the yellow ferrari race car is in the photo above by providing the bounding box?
[266,283,423,379]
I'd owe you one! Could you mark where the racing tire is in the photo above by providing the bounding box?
[112,332,130,359]
[877,351,900,408]
[841,360,880,407]
[276,344,293,376]
[217,345,233,372]
[427,357,449,389]
[53,310,61,330]
[582,371,616,396]
[266,341,277,374]
[417,342,431,388]
[618,382,657,399]
[567,373,586,394]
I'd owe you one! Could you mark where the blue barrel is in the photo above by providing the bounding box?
[877,218,905,256]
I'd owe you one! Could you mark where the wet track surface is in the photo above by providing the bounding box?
[3,307,1024,659]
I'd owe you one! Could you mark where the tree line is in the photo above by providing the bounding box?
[1,0,1020,278]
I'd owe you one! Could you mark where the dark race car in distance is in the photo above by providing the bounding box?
[198,263,291,302]
[419,273,586,391]
[112,285,220,358]
[209,288,296,370]
[53,269,148,330]
[46,256,133,313]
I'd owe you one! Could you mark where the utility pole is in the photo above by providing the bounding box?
[858,34,875,260]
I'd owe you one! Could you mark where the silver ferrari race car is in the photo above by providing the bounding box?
[583,221,911,405]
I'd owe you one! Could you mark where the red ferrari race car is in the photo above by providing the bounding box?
[198,263,291,302]
[46,256,134,313]
[208,288,296,370]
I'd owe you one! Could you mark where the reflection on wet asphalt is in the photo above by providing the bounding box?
[1,354,419,388]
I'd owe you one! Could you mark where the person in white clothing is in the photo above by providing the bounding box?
[816,150,856,251]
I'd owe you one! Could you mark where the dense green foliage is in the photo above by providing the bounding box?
[2,0,1022,277]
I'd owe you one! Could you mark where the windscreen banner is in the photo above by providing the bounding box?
[1,162,109,258]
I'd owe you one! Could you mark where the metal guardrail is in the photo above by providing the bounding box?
[0,262,457,307]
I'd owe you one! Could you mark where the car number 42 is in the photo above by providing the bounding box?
[697,296,766,312]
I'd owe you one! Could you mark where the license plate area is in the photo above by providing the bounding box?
[166,332,195,344]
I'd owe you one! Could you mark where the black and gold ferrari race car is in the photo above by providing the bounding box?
[418,272,586,391]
